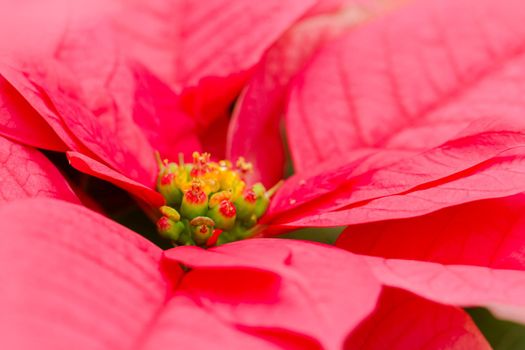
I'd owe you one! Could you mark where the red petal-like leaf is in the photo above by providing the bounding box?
[131,64,201,161]
[67,152,164,207]
[228,0,403,186]
[337,194,525,269]
[175,0,316,126]
[287,0,525,171]
[140,297,296,350]
[267,118,525,228]
[346,288,490,349]
[336,193,525,323]
[0,62,90,154]
[0,76,66,151]
[165,239,382,350]
[273,0,525,229]
[0,198,171,350]
[0,136,78,204]
[360,257,525,324]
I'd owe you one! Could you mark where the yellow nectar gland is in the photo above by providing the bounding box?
[155,152,281,247]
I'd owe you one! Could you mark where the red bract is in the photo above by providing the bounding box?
[228,0,407,186]
[265,0,525,327]
[259,0,525,230]
[0,198,492,349]
[0,135,78,204]
[337,194,525,323]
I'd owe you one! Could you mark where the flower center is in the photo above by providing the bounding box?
[155,152,280,247]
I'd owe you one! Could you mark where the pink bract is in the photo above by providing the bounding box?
[0,198,491,349]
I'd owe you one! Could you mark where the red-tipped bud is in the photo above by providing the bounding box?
[208,199,236,230]
[157,163,183,206]
[156,216,184,241]
[234,188,257,221]
[181,181,208,219]
[159,205,180,221]
[252,183,270,218]
[209,191,233,208]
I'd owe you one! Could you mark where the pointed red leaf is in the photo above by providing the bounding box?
[67,152,164,207]
[228,0,404,186]
[0,62,90,154]
[0,136,78,204]
[0,198,172,350]
[337,194,525,269]
[131,64,202,161]
[346,288,490,349]
[165,239,381,350]
[0,76,66,151]
[287,0,525,172]
[175,0,316,126]
[266,118,525,228]
[336,194,525,323]
[359,257,525,324]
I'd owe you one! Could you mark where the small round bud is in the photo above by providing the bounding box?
[253,183,270,218]
[236,157,253,176]
[156,216,185,241]
[234,188,257,221]
[157,163,183,206]
[181,181,208,219]
[190,216,215,245]
[208,199,236,230]
[159,206,180,221]
[209,191,233,208]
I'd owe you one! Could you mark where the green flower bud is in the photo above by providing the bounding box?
[208,199,236,231]
[190,216,215,245]
[159,205,181,221]
[234,188,257,221]
[156,216,185,241]
[156,153,183,206]
[253,183,270,218]
[181,181,208,219]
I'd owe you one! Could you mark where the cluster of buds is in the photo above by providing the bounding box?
[155,152,280,247]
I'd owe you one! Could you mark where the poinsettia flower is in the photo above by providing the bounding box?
[0,198,494,349]
[1,0,525,345]
[4,0,525,248]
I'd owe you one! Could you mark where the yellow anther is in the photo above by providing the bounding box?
[236,157,253,175]
[209,191,233,208]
